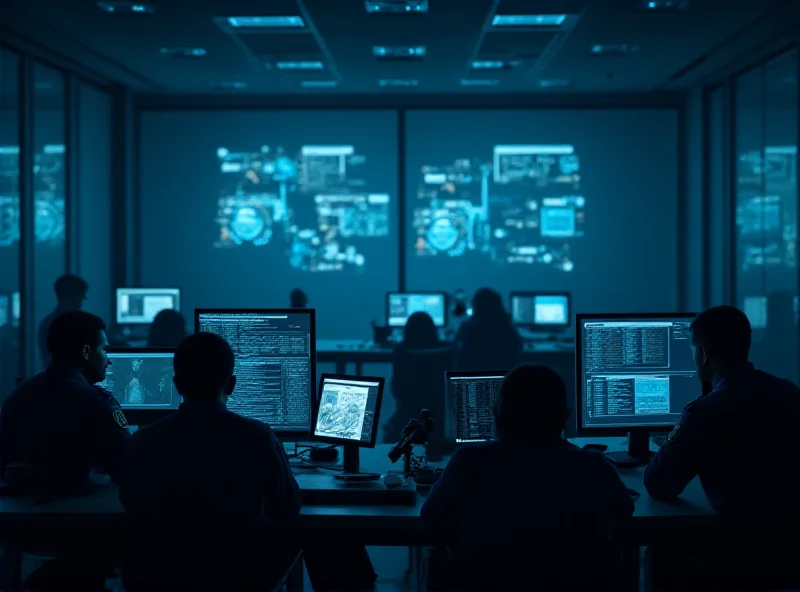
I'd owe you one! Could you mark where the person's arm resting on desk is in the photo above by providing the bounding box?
[88,391,131,483]
[420,448,467,530]
[644,406,707,500]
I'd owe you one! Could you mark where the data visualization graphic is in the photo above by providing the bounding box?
[214,144,390,272]
[0,145,65,247]
[412,145,584,272]
[314,381,370,441]
[736,146,798,270]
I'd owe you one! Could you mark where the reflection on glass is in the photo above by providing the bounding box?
[33,64,67,373]
[0,49,20,396]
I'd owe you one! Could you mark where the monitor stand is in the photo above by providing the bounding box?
[606,430,655,468]
[334,445,380,482]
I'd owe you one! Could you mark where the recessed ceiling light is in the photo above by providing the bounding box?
[275,61,325,70]
[492,14,566,27]
[225,16,305,28]
[379,79,418,88]
[160,47,208,58]
[460,79,500,87]
[589,44,639,56]
[365,0,428,13]
[97,2,153,13]
[373,46,426,59]
[538,79,572,88]
[301,80,338,88]
[211,82,247,90]
[641,0,690,10]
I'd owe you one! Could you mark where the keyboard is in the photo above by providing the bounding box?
[295,473,417,506]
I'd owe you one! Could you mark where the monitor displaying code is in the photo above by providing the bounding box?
[387,292,446,327]
[579,317,700,429]
[511,293,569,327]
[196,310,314,433]
[449,372,505,443]
[100,351,179,409]
[313,377,381,443]
[117,288,180,324]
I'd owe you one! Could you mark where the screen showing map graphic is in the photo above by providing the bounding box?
[100,352,179,409]
[313,377,381,443]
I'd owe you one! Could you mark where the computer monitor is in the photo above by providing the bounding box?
[311,374,385,476]
[510,291,571,329]
[0,292,21,328]
[116,288,181,325]
[195,308,316,439]
[446,371,507,443]
[386,292,447,328]
[575,312,700,466]
[743,296,767,329]
[99,348,179,424]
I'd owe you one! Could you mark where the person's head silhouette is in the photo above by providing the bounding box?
[402,311,439,349]
[689,305,752,385]
[147,309,188,348]
[471,288,507,322]
[47,310,109,383]
[54,275,88,311]
[494,364,569,441]
[173,332,236,403]
[290,289,308,308]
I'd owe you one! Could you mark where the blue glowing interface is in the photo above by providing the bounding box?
[412,145,583,272]
[99,352,179,410]
[387,292,446,327]
[736,146,797,270]
[449,373,505,443]
[511,294,569,327]
[197,311,313,432]
[116,288,180,325]
[313,377,381,443]
[0,145,65,246]
[213,145,390,272]
[0,292,20,328]
[579,318,700,428]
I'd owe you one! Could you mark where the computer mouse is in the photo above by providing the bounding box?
[384,473,403,488]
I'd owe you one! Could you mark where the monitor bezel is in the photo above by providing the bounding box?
[310,373,385,449]
[445,370,509,443]
[193,308,317,439]
[385,291,449,328]
[574,312,699,436]
[103,347,179,423]
[509,291,572,329]
[115,286,183,325]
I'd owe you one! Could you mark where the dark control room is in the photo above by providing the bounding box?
[1,0,800,590]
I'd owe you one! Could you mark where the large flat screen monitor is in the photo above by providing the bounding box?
[510,291,571,328]
[195,308,316,439]
[311,373,384,476]
[575,312,700,466]
[386,292,447,328]
[116,288,181,325]
[446,370,507,443]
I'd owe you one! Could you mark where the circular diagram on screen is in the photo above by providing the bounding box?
[273,156,297,181]
[229,203,273,246]
[35,200,64,242]
[426,215,466,256]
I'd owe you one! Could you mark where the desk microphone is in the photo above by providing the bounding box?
[388,409,435,463]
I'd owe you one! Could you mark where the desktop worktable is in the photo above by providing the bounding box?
[0,441,716,589]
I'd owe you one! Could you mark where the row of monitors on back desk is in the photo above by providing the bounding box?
[108,309,698,450]
[387,291,571,329]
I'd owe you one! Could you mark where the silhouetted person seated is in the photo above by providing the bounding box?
[1,310,129,591]
[454,288,522,371]
[421,364,634,591]
[147,309,188,348]
[644,305,800,590]
[384,312,451,444]
[38,274,88,369]
[120,332,377,592]
[290,288,308,308]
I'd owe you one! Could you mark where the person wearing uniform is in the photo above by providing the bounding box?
[644,305,800,589]
[420,364,635,591]
[119,332,377,591]
[0,310,129,591]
